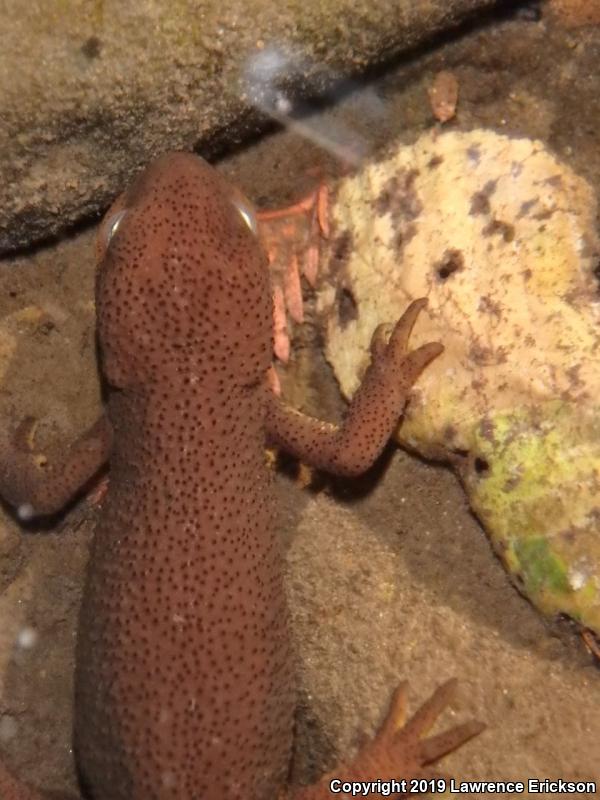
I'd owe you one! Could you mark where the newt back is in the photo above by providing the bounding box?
[77,153,292,799]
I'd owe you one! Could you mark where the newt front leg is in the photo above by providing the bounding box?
[0,414,112,518]
[266,298,441,475]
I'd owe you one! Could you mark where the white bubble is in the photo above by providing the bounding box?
[17,626,38,649]
[274,92,292,115]
[17,503,35,521]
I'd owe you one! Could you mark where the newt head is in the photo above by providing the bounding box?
[95,152,273,393]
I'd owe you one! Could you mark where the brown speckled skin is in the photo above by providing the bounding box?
[78,154,293,799]
[0,153,482,800]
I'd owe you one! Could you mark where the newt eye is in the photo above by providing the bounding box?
[103,209,128,246]
[230,188,258,237]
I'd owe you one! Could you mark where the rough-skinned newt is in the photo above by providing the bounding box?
[0,152,482,799]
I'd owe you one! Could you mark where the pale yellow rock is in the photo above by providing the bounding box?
[318,129,600,633]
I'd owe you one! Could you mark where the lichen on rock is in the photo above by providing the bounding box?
[318,128,600,634]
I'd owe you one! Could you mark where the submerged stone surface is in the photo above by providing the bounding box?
[0,0,498,255]
[319,128,600,633]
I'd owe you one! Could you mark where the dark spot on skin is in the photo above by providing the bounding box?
[328,230,353,275]
[336,286,358,328]
[482,219,515,242]
[81,36,102,59]
[593,258,600,288]
[435,249,464,280]
[545,175,563,188]
[517,198,538,219]
[427,155,444,169]
[532,209,554,221]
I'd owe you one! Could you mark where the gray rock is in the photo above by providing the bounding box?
[0,0,501,254]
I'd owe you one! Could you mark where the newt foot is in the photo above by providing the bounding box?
[259,181,329,362]
[295,679,484,799]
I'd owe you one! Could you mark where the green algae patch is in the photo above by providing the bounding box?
[512,538,570,597]
[460,403,600,630]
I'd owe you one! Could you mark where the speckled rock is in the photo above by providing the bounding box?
[318,128,600,634]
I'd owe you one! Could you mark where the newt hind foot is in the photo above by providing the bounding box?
[294,679,484,799]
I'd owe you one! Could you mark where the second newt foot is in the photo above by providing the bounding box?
[295,679,484,799]
[346,678,484,783]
